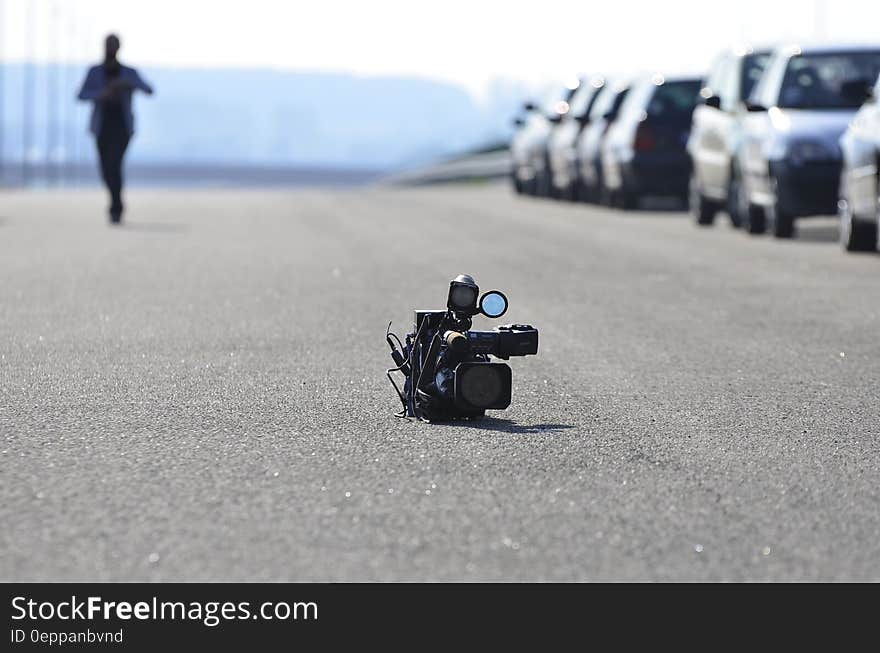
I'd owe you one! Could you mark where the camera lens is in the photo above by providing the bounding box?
[455,362,512,410]
[461,366,503,406]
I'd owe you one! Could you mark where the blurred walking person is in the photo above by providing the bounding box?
[77,35,153,224]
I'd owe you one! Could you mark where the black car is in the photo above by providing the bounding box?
[600,74,702,209]
[688,47,771,226]
[739,44,880,238]
[839,73,880,251]
[575,82,630,203]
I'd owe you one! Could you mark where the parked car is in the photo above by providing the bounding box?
[510,82,580,196]
[575,82,631,202]
[739,44,880,238]
[547,77,606,200]
[839,73,880,251]
[601,74,702,209]
[688,47,772,226]
[510,102,538,194]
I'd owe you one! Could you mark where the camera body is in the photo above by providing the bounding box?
[386,275,538,421]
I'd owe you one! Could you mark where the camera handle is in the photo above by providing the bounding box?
[415,332,441,395]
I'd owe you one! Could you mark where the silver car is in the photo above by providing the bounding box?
[838,73,880,251]
[546,77,605,200]
[510,83,580,196]
[687,46,771,227]
[575,81,630,203]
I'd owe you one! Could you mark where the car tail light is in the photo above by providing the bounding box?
[634,122,656,152]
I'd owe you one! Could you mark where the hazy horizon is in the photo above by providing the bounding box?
[3,0,880,96]
[0,62,529,175]
[3,0,880,177]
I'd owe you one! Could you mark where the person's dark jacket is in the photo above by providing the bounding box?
[77,64,153,136]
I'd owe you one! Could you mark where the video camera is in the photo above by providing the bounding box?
[386,274,539,421]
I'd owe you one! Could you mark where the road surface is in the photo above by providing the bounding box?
[1,183,878,581]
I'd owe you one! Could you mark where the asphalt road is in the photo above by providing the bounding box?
[2,183,879,581]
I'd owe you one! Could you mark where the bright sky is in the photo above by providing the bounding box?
[2,0,880,95]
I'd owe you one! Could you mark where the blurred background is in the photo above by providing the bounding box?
[1,0,879,188]
[5,0,880,585]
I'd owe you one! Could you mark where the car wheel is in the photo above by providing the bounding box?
[727,168,745,228]
[538,167,554,198]
[583,182,600,204]
[766,177,795,238]
[533,170,545,197]
[541,155,557,198]
[689,174,716,226]
[744,202,766,235]
[839,197,878,252]
[589,165,605,204]
[512,174,524,195]
[770,206,795,239]
[620,189,639,210]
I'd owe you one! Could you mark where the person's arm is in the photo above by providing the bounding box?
[130,69,154,95]
[77,67,103,101]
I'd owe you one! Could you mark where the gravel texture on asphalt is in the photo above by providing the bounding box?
[1,184,878,581]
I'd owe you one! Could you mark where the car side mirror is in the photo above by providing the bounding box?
[704,95,721,109]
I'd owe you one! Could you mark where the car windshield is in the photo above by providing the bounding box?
[588,86,619,119]
[568,83,601,117]
[539,83,581,117]
[741,52,771,101]
[647,80,701,117]
[607,88,629,116]
[779,51,880,109]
